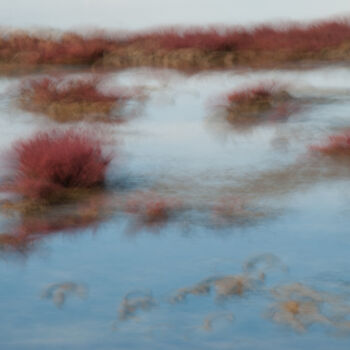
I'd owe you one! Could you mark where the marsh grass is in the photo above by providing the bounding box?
[221,83,299,128]
[2,19,350,74]
[17,76,132,123]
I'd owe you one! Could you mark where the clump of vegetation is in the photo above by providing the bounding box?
[0,31,119,75]
[267,283,335,332]
[2,129,111,206]
[1,19,350,74]
[171,254,284,303]
[223,83,297,127]
[126,192,181,228]
[0,129,115,255]
[101,19,350,70]
[17,76,132,123]
[310,131,350,158]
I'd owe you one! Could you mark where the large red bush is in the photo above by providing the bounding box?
[8,129,111,202]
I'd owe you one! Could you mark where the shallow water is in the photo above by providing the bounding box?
[1,67,350,349]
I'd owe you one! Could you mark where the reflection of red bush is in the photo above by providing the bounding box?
[0,196,107,253]
[7,129,111,202]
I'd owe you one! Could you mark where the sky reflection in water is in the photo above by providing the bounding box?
[1,68,350,349]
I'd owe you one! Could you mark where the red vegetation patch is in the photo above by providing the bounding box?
[310,132,350,158]
[127,20,350,52]
[101,19,350,70]
[126,192,181,227]
[18,76,132,122]
[0,31,119,74]
[3,129,111,204]
[1,19,350,74]
[223,83,298,127]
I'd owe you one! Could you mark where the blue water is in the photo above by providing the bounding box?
[1,68,350,349]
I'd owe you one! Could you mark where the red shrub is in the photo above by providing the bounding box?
[7,129,111,202]
[18,76,130,122]
[2,18,350,72]
[126,192,181,227]
[0,31,119,67]
[227,84,275,105]
[223,82,296,126]
[124,19,350,53]
[20,76,125,104]
[310,132,350,157]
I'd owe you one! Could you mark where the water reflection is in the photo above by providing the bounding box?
[2,66,350,349]
[171,253,285,303]
[208,81,305,133]
[0,193,112,256]
[41,282,87,308]
[201,312,234,332]
[267,283,350,333]
[116,291,156,325]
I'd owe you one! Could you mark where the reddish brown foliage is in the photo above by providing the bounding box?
[4,129,111,203]
[1,19,350,73]
[227,84,276,104]
[223,83,297,127]
[18,76,131,122]
[310,132,350,158]
[0,31,119,74]
[127,20,350,52]
[101,19,350,70]
[126,192,181,227]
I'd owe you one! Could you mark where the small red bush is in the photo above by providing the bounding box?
[310,132,350,157]
[18,76,131,122]
[20,76,125,104]
[6,129,111,202]
[126,192,181,227]
[223,82,296,126]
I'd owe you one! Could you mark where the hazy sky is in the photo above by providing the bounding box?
[0,0,349,30]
